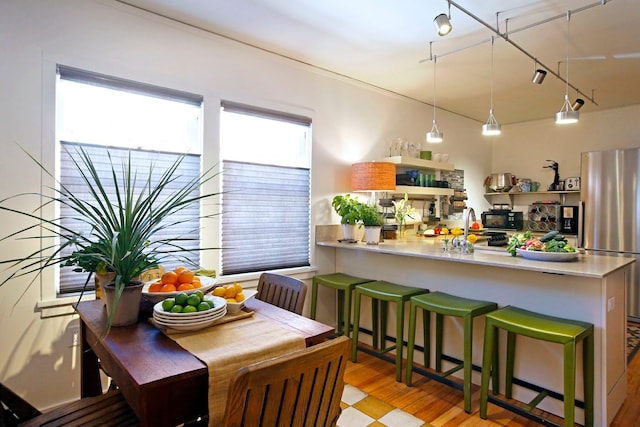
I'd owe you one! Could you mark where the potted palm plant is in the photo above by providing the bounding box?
[0,146,220,331]
[331,194,362,241]
[359,203,384,245]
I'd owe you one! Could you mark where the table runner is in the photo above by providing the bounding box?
[166,316,306,426]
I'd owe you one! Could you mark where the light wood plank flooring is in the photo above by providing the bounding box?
[344,343,640,426]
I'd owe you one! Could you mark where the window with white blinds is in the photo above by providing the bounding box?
[57,65,203,294]
[220,102,311,275]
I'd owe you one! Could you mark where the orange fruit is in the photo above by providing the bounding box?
[178,270,195,284]
[161,271,178,285]
[177,283,195,291]
[191,280,201,289]
[148,282,163,293]
[235,292,245,302]
[160,283,177,292]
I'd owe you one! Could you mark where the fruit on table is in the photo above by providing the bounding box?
[161,292,213,312]
[470,221,481,230]
[148,266,203,292]
[213,283,246,303]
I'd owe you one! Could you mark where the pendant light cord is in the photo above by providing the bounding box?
[433,54,437,122]
[565,11,571,102]
[489,36,495,113]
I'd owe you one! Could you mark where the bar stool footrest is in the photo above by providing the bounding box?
[487,395,563,427]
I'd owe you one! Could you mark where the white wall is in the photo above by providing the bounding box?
[0,0,637,410]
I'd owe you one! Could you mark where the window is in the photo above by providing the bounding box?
[56,66,203,294]
[220,102,311,275]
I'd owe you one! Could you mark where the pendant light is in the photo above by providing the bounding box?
[482,36,501,136]
[426,54,443,143]
[556,11,579,124]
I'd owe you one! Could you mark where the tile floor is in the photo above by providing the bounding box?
[339,322,640,427]
[338,384,430,427]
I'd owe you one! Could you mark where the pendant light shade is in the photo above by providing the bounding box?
[532,69,547,84]
[426,54,443,144]
[556,11,579,125]
[483,37,501,136]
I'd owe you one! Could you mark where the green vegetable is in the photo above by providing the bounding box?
[540,230,559,243]
[506,231,531,257]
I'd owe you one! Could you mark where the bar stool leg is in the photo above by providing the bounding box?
[406,302,418,386]
[505,331,516,399]
[462,313,474,413]
[435,313,444,372]
[336,289,345,336]
[395,298,404,381]
[584,333,595,427]
[342,288,351,337]
[480,320,496,419]
[423,307,431,369]
[563,341,577,427]
[351,291,362,362]
[310,278,319,320]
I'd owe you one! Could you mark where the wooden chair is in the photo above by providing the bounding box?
[256,273,307,315]
[0,383,138,426]
[223,336,350,427]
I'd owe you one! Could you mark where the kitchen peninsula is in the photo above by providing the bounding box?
[316,230,634,426]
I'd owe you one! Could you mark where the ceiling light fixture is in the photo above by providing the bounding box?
[426,54,443,143]
[433,1,452,36]
[482,36,501,136]
[572,98,585,111]
[556,11,579,125]
[531,60,547,84]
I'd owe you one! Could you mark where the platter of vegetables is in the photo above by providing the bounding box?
[507,230,579,261]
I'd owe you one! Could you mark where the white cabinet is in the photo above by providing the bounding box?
[381,156,455,198]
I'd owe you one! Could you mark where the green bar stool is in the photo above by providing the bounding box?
[310,273,375,337]
[351,280,428,381]
[479,306,594,427]
[405,291,498,413]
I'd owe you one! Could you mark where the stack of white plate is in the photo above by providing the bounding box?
[152,295,227,331]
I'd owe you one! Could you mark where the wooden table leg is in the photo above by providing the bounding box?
[80,319,102,397]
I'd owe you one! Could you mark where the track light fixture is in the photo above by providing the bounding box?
[531,61,547,84]
[433,2,452,36]
[482,37,501,136]
[426,55,443,143]
[572,98,585,111]
[556,11,579,125]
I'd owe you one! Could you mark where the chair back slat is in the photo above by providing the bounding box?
[256,273,307,314]
[224,336,350,427]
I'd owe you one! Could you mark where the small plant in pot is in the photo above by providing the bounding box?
[0,146,220,332]
[331,194,362,241]
[359,203,384,245]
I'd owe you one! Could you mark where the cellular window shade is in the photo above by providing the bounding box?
[221,160,310,275]
[58,142,201,294]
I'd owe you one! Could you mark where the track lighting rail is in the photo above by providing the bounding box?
[422,0,614,107]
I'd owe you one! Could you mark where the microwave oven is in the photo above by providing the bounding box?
[481,210,524,230]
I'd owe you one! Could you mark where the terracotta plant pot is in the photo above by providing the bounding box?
[103,281,144,327]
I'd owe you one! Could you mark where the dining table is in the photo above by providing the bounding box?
[76,297,335,426]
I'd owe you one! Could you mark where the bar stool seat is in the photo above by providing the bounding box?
[351,280,428,381]
[480,306,594,427]
[310,273,375,337]
[406,291,497,413]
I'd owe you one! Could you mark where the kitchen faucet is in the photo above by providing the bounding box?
[461,207,476,253]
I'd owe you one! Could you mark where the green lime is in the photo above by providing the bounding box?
[183,305,197,313]
[175,292,189,306]
[194,290,204,300]
[187,294,202,307]
[170,304,184,313]
[161,298,176,312]
[197,302,211,312]
[203,299,215,309]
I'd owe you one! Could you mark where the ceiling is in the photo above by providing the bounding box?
[119,0,640,125]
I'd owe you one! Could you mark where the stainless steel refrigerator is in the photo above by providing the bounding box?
[581,148,640,321]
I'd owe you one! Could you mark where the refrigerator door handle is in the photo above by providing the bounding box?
[578,201,584,248]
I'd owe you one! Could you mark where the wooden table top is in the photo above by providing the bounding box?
[76,298,334,426]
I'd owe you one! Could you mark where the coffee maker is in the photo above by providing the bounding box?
[560,206,579,234]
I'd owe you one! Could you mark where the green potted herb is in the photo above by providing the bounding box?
[359,203,384,244]
[0,146,220,332]
[331,194,362,241]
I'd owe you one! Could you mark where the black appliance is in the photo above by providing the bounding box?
[484,231,509,246]
[560,205,579,234]
[481,210,524,230]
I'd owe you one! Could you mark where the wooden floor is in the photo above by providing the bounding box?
[344,344,640,426]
